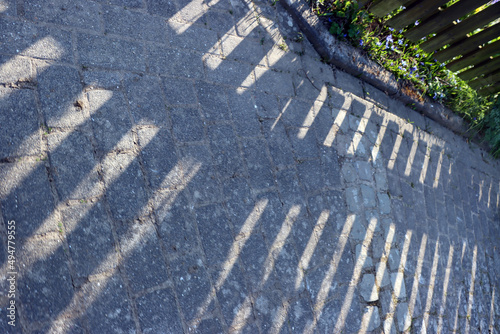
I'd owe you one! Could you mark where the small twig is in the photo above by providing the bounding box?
[298,68,322,92]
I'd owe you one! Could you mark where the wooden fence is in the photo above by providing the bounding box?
[359,0,500,96]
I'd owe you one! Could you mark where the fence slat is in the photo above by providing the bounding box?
[370,0,414,17]
[420,2,500,53]
[478,81,500,95]
[458,56,500,81]
[467,69,500,89]
[358,0,371,8]
[447,40,500,72]
[387,0,448,30]
[404,0,490,42]
[435,24,500,62]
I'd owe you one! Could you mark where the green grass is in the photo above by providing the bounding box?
[311,0,500,157]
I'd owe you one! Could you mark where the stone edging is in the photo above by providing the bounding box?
[280,0,491,152]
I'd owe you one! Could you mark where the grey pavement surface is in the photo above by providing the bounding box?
[0,0,499,333]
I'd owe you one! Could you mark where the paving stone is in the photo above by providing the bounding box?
[274,169,303,205]
[375,262,391,288]
[391,272,406,300]
[268,44,303,73]
[360,274,378,302]
[255,67,294,97]
[396,302,411,332]
[424,185,437,220]
[18,238,74,323]
[147,45,203,79]
[254,287,287,333]
[196,204,234,270]
[117,221,168,293]
[103,5,168,42]
[305,256,353,301]
[24,0,101,30]
[378,192,392,215]
[371,234,386,260]
[355,160,373,181]
[78,33,145,72]
[155,191,199,256]
[137,288,183,334]
[81,274,136,333]
[99,0,143,8]
[123,74,169,126]
[362,306,381,331]
[311,102,335,144]
[170,106,205,142]
[361,184,376,208]
[212,261,250,326]
[195,80,231,121]
[320,146,341,188]
[387,171,402,198]
[315,291,362,333]
[61,201,116,278]
[102,152,149,220]
[286,295,315,333]
[162,76,197,105]
[47,131,100,201]
[0,162,58,237]
[261,120,295,168]
[0,54,32,84]
[287,127,321,160]
[169,22,219,54]
[83,69,122,90]
[204,9,236,35]
[181,143,222,205]
[345,187,362,213]
[241,138,275,189]
[146,0,177,18]
[231,7,263,38]
[254,91,281,118]
[172,0,207,24]
[383,317,397,334]
[138,127,180,190]
[194,317,224,333]
[273,241,303,295]
[32,319,87,334]
[355,243,373,270]
[0,87,40,159]
[333,70,364,97]
[87,90,134,153]
[296,159,324,193]
[278,98,313,128]
[388,248,400,271]
[348,214,367,242]
[239,231,274,290]
[38,65,85,128]
[341,162,357,183]
[0,0,15,16]
[206,58,255,91]
[222,177,255,231]
[171,253,215,321]
[227,88,261,137]
[221,35,266,65]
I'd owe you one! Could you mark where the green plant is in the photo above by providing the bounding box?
[483,97,500,158]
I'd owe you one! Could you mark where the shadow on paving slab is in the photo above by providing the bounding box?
[0,0,499,333]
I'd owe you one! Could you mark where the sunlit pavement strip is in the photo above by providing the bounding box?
[0,1,499,333]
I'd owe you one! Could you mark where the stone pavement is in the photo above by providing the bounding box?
[0,0,499,333]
